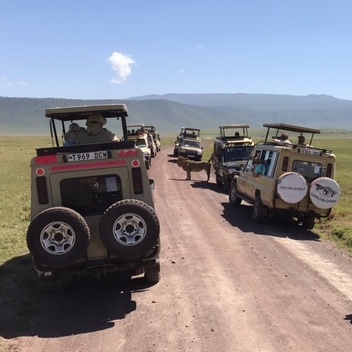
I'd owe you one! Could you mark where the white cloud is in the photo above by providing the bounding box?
[107,52,136,84]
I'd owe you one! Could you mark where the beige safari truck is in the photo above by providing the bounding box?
[27,104,161,283]
[144,125,161,152]
[229,123,341,229]
[212,124,254,192]
[127,124,156,169]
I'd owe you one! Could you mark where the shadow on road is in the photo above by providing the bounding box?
[221,202,320,242]
[0,256,153,339]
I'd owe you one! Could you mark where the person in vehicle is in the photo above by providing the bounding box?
[298,135,306,145]
[252,157,265,177]
[76,112,119,144]
[64,122,84,146]
[273,132,292,145]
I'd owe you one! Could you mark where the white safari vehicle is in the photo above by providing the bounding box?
[173,127,201,157]
[27,104,161,283]
[229,123,341,229]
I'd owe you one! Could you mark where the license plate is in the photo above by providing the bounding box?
[299,148,321,156]
[66,151,108,162]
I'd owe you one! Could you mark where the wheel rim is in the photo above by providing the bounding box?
[112,212,147,246]
[40,221,76,255]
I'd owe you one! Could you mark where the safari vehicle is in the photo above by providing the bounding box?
[173,127,201,157]
[27,104,161,283]
[229,123,341,229]
[127,124,155,169]
[144,125,161,152]
[177,138,203,161]
[212,124,254,192]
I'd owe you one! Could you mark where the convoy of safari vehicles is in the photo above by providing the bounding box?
[26,106,343,285]
[144,125,161,152]
[27,104,161,283]
[127,123,158,169]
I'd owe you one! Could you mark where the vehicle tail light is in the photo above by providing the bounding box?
[36,177,49,204]
[35,155,58,164]
[132,168,143,194]
[326,163,333,177]
[282,156,289,172]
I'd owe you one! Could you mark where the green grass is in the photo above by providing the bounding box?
[0,137,51,337]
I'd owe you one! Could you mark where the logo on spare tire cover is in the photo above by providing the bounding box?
[276,172,308,204]
[309,177,341,209]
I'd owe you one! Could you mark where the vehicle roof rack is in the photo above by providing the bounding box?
[45,104,128,121]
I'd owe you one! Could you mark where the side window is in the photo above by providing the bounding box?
[252,150,278,177]
[245,149,263,172]
[262,150,278,177]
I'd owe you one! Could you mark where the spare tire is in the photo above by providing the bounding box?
[309,177,341,209]
[27,207,90,268]
[99,199,160,259]
[276,172,308,204]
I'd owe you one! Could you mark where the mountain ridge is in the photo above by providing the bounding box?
[0,93,351,135]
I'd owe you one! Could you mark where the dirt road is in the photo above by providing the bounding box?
[10,147,352,351]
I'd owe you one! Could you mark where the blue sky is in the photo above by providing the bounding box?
[1,0,352,100]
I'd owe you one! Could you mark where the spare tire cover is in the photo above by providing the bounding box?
[309,177,341,209]
[276,172,308,204]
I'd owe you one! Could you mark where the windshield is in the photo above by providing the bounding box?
[136,139,147,147]
[224,146,253,162]
[181,140,201,148]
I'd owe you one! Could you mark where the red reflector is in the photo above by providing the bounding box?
[36,168,45,176]
[132,159,140,167]
[35,155,58,164]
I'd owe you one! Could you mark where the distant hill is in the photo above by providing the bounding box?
[1,93,352,136]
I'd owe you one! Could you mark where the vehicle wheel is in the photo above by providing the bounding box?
[144,262,161,284]
[145,159,150,170]
[173,149,178,157]
[229,183,242,206]
[252,195,268,223]
[302,215,316,229]
[216,174,222,187]
[223,178,230,192]
[26,207,90,268]
[99,199,160,259]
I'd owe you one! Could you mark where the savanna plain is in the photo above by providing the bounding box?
[0,132,352,351]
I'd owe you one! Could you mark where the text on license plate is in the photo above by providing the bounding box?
[67,151,108,162]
